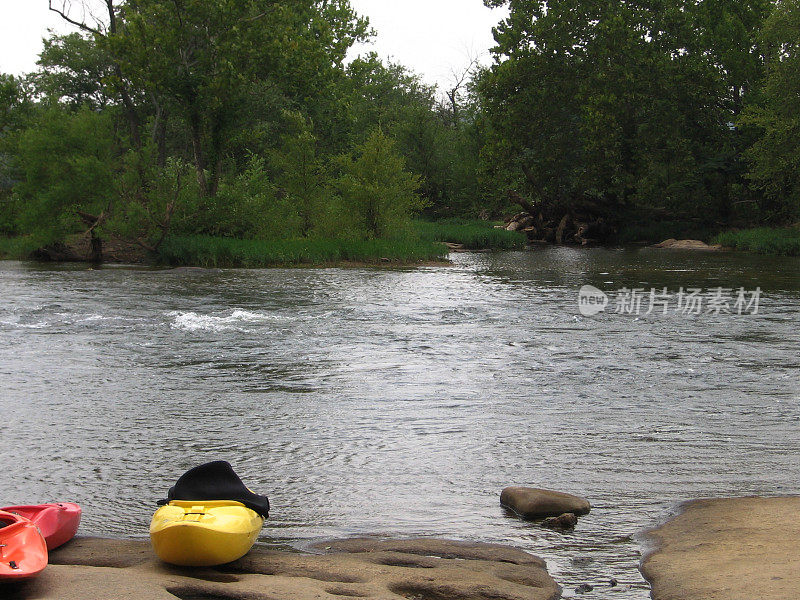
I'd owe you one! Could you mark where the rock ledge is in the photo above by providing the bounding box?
[6,536,562,600]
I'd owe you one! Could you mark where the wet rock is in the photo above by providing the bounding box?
[609,578,619,587]
[541,513,578,530]
[576,583,594,594]
[653,239,724,251]
[444,242,466,250]
[501,487,591,519]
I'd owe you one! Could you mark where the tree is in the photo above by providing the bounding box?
[112,0,367,198]
[336,53,482,217]
[335,130,424,239]
[741,0,800,221]
[271,112,327,237]
[479,0,771,223]
[14,108,115,250]
[444,54,481,128]
[335,53,435,148]
[478,0,590,211]
[48,0,144,149]
[0,74,34,235]
[34,33,116,109]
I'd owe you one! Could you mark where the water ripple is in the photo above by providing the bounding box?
[0,250,798,599]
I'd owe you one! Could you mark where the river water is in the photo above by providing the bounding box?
[1,248,798,598]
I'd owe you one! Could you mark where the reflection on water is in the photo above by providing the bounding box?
[0,248,798,599]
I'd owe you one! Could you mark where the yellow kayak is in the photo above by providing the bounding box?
[150,500,264,567]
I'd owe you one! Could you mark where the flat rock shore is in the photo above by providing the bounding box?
[641,496,800,600]
[3,536,561,600]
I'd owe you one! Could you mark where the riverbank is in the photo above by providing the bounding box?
[6,537,561,600]
[0,234,450,267]
[0,220,528,267]
[415,219,527,250]
[712,227,800,256]
[641,497,800,600]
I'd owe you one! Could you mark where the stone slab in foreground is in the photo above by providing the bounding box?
[4,536,561,600]
[641,497,800,600]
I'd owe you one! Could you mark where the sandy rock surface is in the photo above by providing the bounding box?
[641,497,800,600]
[4,536,561,600]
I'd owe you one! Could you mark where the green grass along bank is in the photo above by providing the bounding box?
[712,227,800,257]
[0,221,528,267]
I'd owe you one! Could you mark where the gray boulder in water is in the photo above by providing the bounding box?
[501,486,591,519]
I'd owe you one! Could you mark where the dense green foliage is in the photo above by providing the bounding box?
[0,0,459,263]
[714,227,800,255]
[14,108,115,244]
[740,0,800,221]
[0,0,798,262]
[479,0,798,233]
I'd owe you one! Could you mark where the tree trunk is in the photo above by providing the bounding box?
[152,102,169,168]
[117,69,142,149]
[188,110,209,197]
[106,2,142,150]
[207,111,225,197]
[210,157,223,198]
[90,233,103,263]
[508,191,538,215]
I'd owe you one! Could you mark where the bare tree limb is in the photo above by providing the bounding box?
[239,11,269,24]
[48,1,104,36]
[446,51,482,126]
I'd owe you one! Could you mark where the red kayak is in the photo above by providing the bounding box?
[1,503,81,551]
[0,510,48,582]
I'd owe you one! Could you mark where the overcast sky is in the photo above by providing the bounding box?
[0,1,507,90]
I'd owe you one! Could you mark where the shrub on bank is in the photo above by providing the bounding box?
[414,219,526,250]
[713,227,800,256]
[0,235,48,259]
[155,235,447,268]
